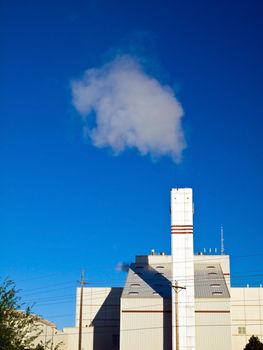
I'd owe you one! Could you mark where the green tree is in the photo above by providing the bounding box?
[0,279,60,350]
[244,335,263,350]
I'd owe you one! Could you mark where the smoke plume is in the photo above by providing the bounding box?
[71,55,186,162]
[115,262,130,273]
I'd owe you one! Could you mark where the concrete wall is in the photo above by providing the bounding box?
[231,287,263,350]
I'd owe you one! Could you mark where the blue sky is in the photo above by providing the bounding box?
[1,0,263,329]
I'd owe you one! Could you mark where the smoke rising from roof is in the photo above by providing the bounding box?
[115,262,130,273]
[71,55,186,162]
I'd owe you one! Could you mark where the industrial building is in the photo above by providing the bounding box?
[60,188,262,350]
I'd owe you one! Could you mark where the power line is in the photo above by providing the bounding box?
[37,322,263,336]
[22,272,263,305]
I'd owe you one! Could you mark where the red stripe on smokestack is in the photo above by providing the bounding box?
[171,229,193,231]
[171,232,193,234]
[171,226,193,234]
[171,227,193,229]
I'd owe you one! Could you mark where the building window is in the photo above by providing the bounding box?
[207,265,216,269]
[156,266,164,269]
[210,283,221,287]
[130,283,140,287]
[128,291,139,295]
[238,327,246,335]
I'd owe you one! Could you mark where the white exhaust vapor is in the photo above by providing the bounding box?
[115,262,130,272]
[71,55,186,162]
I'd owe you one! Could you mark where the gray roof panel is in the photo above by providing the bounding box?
[122,263,171,298]
[194,263,230,298]
[122,260,230,299]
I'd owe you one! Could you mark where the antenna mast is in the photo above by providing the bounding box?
[221,225,225,255]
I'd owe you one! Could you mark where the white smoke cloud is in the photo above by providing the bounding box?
[71,55,186,162]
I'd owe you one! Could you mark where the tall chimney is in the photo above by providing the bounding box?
[171,188,195,350]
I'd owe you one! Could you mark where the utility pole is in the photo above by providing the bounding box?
[172,281,186,350]
[78,270,88,350]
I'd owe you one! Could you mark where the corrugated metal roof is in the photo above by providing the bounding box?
[122,259,230,299]
[194,263,230,298]
[122,262,171,298]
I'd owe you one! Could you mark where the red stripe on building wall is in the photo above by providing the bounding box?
[122,310,171,313]
[122,310,230,314]
[195,310,230,313]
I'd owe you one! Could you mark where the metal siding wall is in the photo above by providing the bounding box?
[231,287,263,350]
[195,298,232,350]
[120,297,166,350]
[195,312,232,350]
[63,327,93,350]
[76,287,112,326]
[75,287,121,350]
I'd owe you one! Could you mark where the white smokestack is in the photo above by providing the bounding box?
[171,188,195,350]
